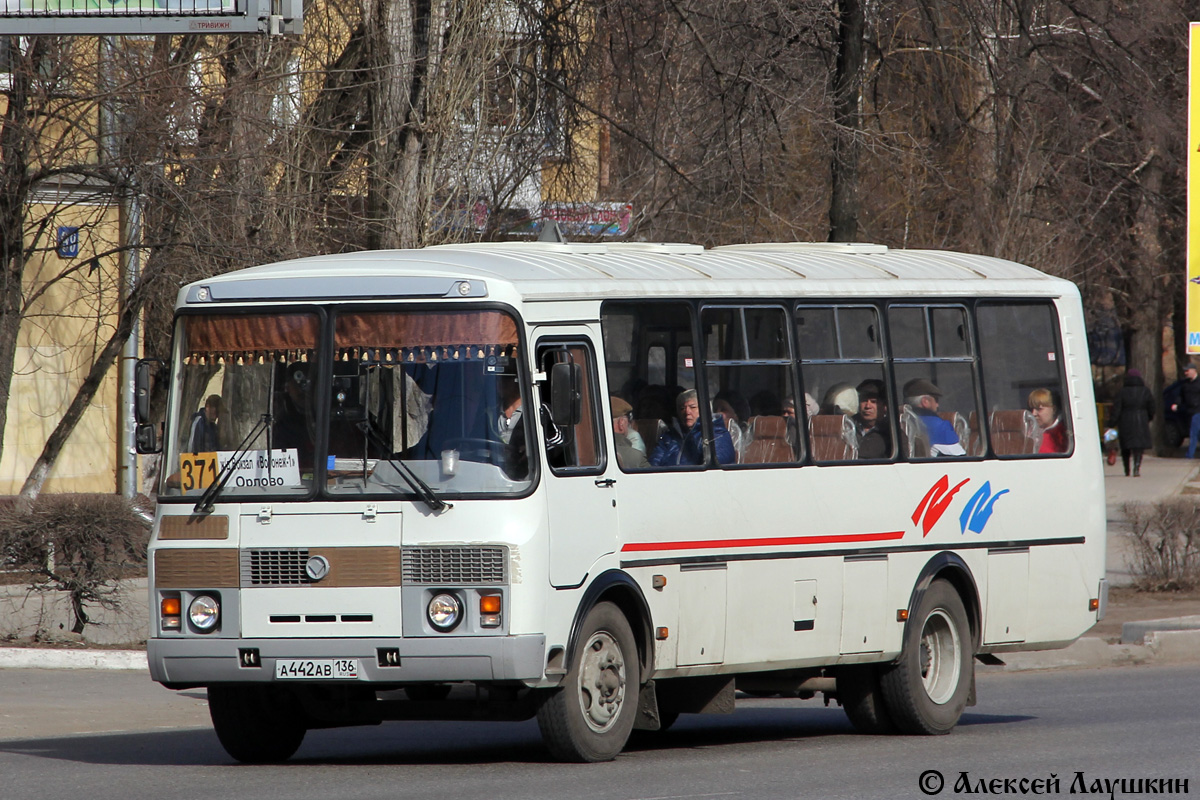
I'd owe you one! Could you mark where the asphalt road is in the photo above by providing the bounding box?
[1,665,1196,800]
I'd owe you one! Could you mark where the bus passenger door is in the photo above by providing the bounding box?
[537,334,618,588]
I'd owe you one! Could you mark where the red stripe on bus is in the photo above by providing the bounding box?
[620,530,906,552]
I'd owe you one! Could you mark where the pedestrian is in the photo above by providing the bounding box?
[1113,368,1154,477]
[1172,363,1200,458]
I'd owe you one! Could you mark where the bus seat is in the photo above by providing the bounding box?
[990,409,1037,455]
[900,405,931,458]
[744,415,793,463]
[809,414,859,461]
[966,411,983,456]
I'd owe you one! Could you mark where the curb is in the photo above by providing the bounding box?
[0,648,148,671]
[993,628,1200,672]
[1120,615,1200,644]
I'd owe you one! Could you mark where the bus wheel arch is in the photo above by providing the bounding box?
[564,569,654,680]
[905,552,981,652]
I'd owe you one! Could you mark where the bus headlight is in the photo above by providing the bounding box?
[427,593,462,632]
[188,595,220,631]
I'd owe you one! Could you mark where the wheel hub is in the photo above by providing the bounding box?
[577,631,626,732]
[919,609,962,705]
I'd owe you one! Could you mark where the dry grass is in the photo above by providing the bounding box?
[1121,499,1200,591]
[0,494,150,635]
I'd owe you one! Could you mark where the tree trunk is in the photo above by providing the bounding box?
[1128,139,1168,452]
[829,0,864,243]
[0,38,45,466]
[365,0,422,249]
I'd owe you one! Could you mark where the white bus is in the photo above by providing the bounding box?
[138,241,1108,763]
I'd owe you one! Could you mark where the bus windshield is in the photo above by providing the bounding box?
[160,308,532,501]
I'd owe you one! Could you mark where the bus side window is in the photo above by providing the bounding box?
[703,305,800,466]
[888,304,980,459]
[976,302,1072,457]
[537,343,603,474]
[795,304,890,462]
[600,301,701,469]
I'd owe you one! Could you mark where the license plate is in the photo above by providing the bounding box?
[274,658,359,679]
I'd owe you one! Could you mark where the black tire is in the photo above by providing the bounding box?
[536,601,640,762]
[208,685,307,763]
[838,665,897,734]
[879,580,973,735]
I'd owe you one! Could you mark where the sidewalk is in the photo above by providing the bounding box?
[3,456,1199,672]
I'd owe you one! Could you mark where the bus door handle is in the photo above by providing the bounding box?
[594,478,616,488]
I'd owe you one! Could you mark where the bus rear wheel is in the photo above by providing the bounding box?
[880,580,972,735]
[838,665,897,734]
[208,685,307,763]
[536,601,640,762]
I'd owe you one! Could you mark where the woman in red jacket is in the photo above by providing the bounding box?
[1028,388,1069,454]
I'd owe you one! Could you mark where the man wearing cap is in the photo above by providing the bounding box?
[610,396,648,469]
[903,378,965,457]
[854,379,892,459]
[1173,363,1200,458]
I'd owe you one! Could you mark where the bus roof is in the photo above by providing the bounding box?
[178,242,1075,307]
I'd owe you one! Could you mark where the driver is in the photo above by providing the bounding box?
[274,362,315,467]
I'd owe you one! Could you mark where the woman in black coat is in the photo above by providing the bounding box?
[1113,368,1155,476]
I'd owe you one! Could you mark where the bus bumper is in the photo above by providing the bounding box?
[148,634,547,686]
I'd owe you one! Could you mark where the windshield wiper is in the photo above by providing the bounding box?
[194,413,271,514]
[355,419,452,513]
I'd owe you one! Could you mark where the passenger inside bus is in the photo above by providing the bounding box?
[820,383,859,416]
[854,379,892,459]
[649,388,736,466]
[1028,387,1068,454]
[611,396,649,469]
[903,378,965,457]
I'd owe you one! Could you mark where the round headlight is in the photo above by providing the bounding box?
[188,595,220,631]
[427,593,461,632]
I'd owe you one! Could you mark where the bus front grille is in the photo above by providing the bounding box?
[401,546,507,584]
[242,548,310,587]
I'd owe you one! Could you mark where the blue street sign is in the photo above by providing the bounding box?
[57,226,80,258]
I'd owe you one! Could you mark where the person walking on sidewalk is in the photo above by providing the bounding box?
[1173,363,1200,458]
[1113,368,1154,477]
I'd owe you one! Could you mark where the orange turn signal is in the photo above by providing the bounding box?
[897,609,909,622]
[1089,598,1100,611]
[162,597,181,616]
[480,595,501,614]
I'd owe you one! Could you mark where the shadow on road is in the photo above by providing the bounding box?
[0,703,1036,768]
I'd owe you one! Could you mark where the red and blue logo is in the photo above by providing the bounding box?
[912,475,1009,536]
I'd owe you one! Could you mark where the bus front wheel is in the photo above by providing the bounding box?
[536,601,640,762]
[879,580,972,735]
[208,685,307,763]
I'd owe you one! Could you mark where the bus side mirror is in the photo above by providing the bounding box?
[549,362,582,427]
[135,358,157,425]
[135,423,160,455]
